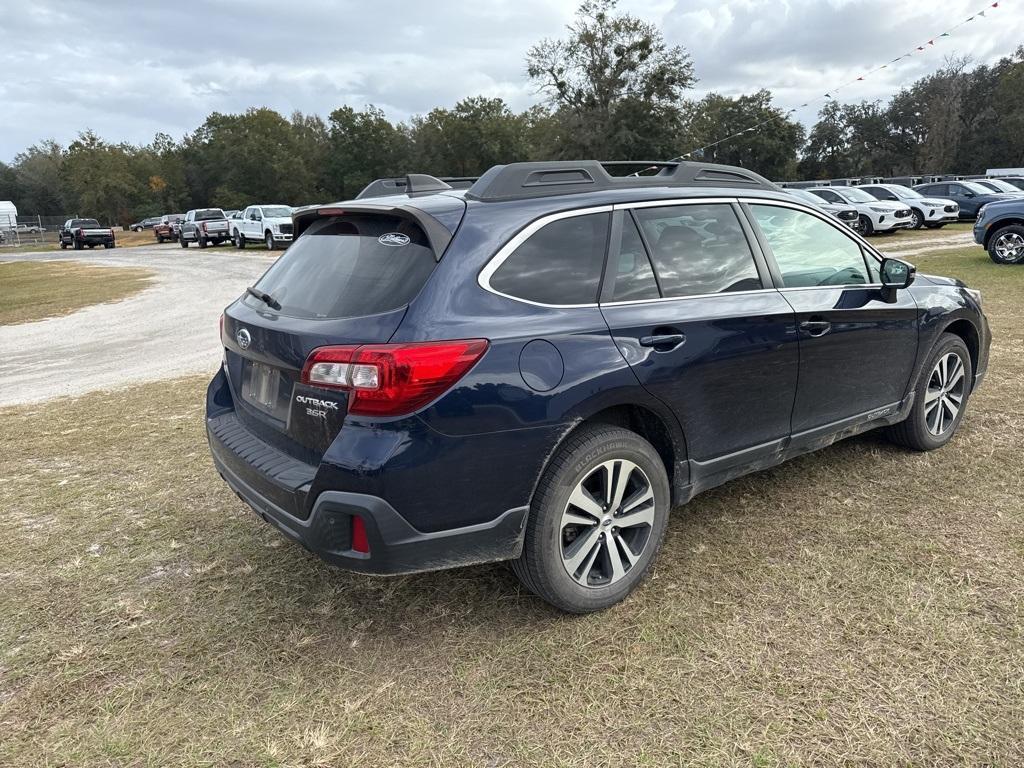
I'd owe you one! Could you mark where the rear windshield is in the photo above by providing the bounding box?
[72,219,100,227]
[248,214,436,319]
[196,209,224,220]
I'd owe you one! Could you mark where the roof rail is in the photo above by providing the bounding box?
[464,160,778,202]
[356,173,455,200]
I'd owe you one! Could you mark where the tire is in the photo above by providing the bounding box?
[157,235,164,243]
[511,424,671,613]
[234,230,246,249]
[987,224,1024,265]
[133,226,142,232]
[180,236,189,248]
[887,333,972,452]
[60,242,67,250]
[910,208,924,229]
[924,223,944,229]
[265,232,275,250]
[105,243,114,249]
[858,215,874,236]
[198,236,207,249]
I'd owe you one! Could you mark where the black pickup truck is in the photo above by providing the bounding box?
[59,218,116,250]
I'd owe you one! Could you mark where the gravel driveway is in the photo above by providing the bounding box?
[0,244,274,407]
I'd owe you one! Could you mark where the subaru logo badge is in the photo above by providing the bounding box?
[236,328,251,350]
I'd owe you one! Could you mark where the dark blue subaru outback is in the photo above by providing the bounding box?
[207,161,991,613]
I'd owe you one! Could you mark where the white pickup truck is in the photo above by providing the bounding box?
[179,208,230,248]
[230,204,294,250]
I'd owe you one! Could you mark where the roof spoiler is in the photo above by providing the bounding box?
[464,160,779,202]
[293,201,456,259]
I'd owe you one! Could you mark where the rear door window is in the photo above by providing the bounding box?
[607,215,660,302]
[248,214,436,319]
[632,204,762,298]
[488,212,610,305]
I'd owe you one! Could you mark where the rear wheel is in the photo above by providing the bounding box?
[887,333,972,451]
[512,424,670,613]
[198,236,207,249]
[987,224,1024,264]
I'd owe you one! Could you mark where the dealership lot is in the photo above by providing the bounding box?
[1,229,1021,765]
[0,245,273,407]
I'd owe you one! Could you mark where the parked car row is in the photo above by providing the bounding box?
[137,205,295,250]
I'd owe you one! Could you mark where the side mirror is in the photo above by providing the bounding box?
[962,191,975,198]
[880,258,915,289]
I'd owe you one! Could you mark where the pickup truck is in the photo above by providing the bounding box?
[59,218,116,250]
[179,208,230,248]
[154,214,184,243]
[231,204,294,249]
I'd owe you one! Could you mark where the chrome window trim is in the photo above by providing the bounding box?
[476,195,894,309]
[477,204,613,309]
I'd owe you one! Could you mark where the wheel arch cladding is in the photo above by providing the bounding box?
[985,218,1024,247]
[942,318,979,379]
[531,403,686,510]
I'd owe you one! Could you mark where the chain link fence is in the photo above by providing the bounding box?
[0,214,120,249]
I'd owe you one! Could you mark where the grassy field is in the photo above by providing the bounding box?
[1,243,1022,766]
[1,260,154,325]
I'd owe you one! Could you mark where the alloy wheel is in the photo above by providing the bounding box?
[925,352,966,436]
[911,210,922,228]
[993,231,1024,263]
[559,459,655,588]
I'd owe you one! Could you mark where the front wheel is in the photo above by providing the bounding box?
[180,237,189,248]
[512,424,670,613]
[987,224,1024,264]
[265,232,275,250]
[857,215,874,236]
[887,333,972,451]
[235,230,246,249]
[910,209,924,229]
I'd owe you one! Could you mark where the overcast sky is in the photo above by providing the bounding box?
[0,0,1017,162]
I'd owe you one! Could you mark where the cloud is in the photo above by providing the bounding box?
[0,0,1019,160]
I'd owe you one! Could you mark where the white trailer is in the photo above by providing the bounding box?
[986,168,1024,177]
[0,201,16,229]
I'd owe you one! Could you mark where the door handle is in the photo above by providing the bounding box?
[639,333,686,350]
[800,319,832,337]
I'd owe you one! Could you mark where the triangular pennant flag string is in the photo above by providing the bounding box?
[679,1,1003,158]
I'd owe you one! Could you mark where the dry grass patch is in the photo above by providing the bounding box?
[0,242,1022,766]
[0,260,153,325]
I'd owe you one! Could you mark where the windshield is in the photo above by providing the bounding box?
[962,181,995,194]
[888,186,922,199]
[980,179,1018,193]
[835,188,876,203]
[261,206,292,218]
[788,189,825,206]
[249,214,436,319]
[196,209,225,221]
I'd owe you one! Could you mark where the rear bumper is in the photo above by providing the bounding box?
[209,420,528,574]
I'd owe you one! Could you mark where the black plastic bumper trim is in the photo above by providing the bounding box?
[213,451,528,575]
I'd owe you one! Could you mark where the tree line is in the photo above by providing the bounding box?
[1,0,1022,226]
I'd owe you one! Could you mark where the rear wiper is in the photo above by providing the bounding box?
[246,286,281,310]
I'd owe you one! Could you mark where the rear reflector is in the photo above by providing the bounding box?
[351,516,370,554]
[301,339,488,417]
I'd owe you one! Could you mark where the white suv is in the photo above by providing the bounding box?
[858,183,959,229]
[807,187,913,235]
[232,205,294,250]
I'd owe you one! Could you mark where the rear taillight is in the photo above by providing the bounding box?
[301,339,488,417]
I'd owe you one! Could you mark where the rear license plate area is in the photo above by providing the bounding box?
[242,361,281,415]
